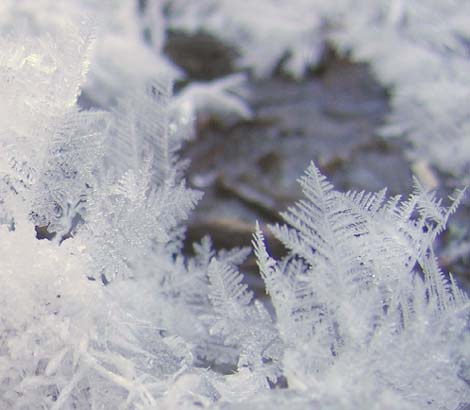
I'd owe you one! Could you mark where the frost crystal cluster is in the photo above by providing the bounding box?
[0,4,468,410]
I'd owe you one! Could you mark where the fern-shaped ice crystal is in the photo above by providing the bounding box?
[251,163,469,410]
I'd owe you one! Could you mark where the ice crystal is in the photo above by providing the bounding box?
[0,6,468,410]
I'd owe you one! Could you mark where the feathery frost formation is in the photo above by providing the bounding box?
[0,8,468,410]
[252,164,469,409]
